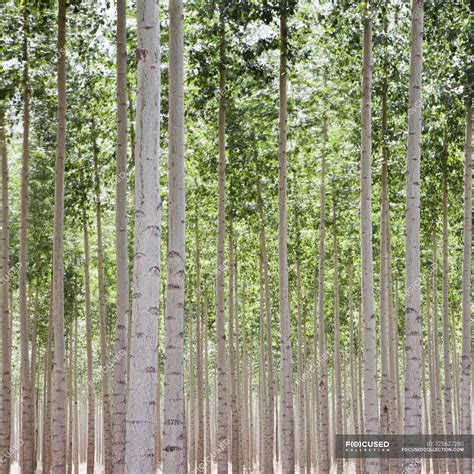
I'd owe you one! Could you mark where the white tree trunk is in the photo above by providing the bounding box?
[216,4,229,473]
[278,10,295,473]
[112,0,129,470]
[460,103,472,474]
[52,0,67,470]
[0,104,11,474]
[404,2,423,472]
[125,0,161,470]
[163,0,186,470]
[360,7,379,470]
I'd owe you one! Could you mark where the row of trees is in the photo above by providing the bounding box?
[0,0,472,473]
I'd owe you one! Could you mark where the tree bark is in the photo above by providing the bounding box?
[112,0,129,470]
[0,102,11,474]
[318,117,330,473]
[332,198,343,474]
[442,152,456,474]
[278,8,295,472]
[163,1,187,468]
[125,0,161,470]
[360,6,379,472]
[216,3,229,473]
[18,4,35,470]
[83,212,95,474]
[403,2,424,471]
[93,129,113,474]
[460,103,472,474]
[51,0,68,470]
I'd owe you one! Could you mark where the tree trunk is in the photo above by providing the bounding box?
[195,219,204,472]
[0,102,11,474]
[442,155,456,474]
[125,0,161,470]
[332,198,343,473]
[42,301,54,474]
[18,4,35,470]
[112,0,129,470]
[83,212,95,474]
[216,3,229,473]
[432,233,446,473]
[204,292,212,474]
[92,129,113,474]
[360,5,379,472]
[403,2,424,471]
[277,8,295,472]
[256,177,274,474]
[460,103,472,474]
[163,2,187,467]
[51,0,68,470]
[318,117,330,473]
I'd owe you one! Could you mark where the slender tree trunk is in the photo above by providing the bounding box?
[442,155,456,474]
[125,0,161,470]
[83,212,95,474]
[112,0,129,470]
[51,0,68,470]
[258,254,267,470]
[31,286,39,471]
[331,198,343,473]
[426,282,439,474]
[278,8,295,472]
[74,312,79,474]
[403,4,423,473]
[256,177,274,474]
[295,216,305,472]
[204,292,212,474]
[431,233,446,473]
[0,102,11,474]
[195,219,204,473]
[92,129,113,474]
[228,229,241,473]
[216,3,228,473]
[379,42,391,464]
[163,2,186,467]
[18,4,34,470]
[460,103,472,474]
[318,117,330,473]
[360,5,379,472]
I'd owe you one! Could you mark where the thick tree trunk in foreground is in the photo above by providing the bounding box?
[125,0,161,470]
[216,3,228,473]
[278,9,295,473]
[163,1,186,471]
[404,2,423,472]
[112,0,129,471]
[360,7,379,471]
[0,106,11,474]
[460,103,472,474]
[52,0,68,470]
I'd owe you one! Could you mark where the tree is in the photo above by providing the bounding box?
[403,1,423,472]
[277,5,295,472]
[162,0,187,471]
[460,101,472,474]
[112,0,129,470]
[51,0,68,470]
[216,3,229,473]
[125,0,161,470]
